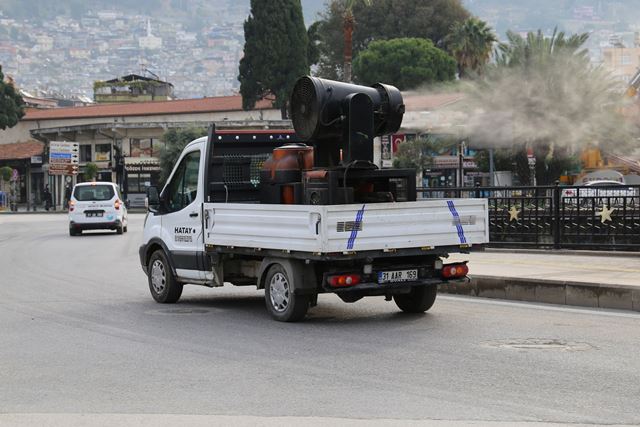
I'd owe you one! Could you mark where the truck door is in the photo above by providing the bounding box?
[161,146,206,281]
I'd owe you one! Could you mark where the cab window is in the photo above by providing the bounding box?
[163,150,200,213]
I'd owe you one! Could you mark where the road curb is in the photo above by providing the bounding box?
[483,247,640,258]
[0,211,67,215]
[439,275,640,312]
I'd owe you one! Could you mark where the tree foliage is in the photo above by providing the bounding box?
[0,66,25,130]
[444,17,497,78]
[312,0,469,80]
[238,0,309,118]
[0,166,12,182]
[393,136,458,171]
[159,127,207,186]
[353,38,456,89]
[84,162,99,181]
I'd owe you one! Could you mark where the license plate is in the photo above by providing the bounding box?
[378,269,418,284]
[86,212,103,218]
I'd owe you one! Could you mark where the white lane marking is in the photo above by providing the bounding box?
[439,295,640,319]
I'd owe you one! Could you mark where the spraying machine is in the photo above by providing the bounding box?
[259,76,416,205]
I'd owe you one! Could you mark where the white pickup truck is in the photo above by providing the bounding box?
[139,127,489,321]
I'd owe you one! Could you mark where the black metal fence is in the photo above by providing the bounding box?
[418,183,640,250]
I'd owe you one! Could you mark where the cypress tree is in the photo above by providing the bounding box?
[0,65,25,130]
[239,0,309,119]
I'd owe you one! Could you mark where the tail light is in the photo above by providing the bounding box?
[69,200,75,212]
[327,274,361,287]
[441,263,469,279]
[114,199,121,210]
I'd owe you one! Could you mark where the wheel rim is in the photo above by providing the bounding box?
[151,260,166,294]
[269,272,290,313]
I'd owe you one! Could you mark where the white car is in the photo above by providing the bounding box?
[68,182,128,236]
[561,180,638,206]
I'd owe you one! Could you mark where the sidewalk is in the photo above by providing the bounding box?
[443,249,640,311]
[0,205,65,214]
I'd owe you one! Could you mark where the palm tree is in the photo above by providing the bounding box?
[445,17,497,78]
[495,28,589,69]
[342,0,371,82]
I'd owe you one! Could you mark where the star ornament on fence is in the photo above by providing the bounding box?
[508,206,520,222]
[596,205,615,224]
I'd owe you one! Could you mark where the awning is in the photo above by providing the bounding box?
[0,141,44,161]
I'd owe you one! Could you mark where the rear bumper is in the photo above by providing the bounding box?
[70,219,121,230]
[313,277,448,296]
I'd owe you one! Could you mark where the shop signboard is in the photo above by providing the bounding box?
[432,156,478,170]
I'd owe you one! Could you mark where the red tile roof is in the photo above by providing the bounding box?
[23,96,274,121]
[0,140,44,161]
[402,92,465,111]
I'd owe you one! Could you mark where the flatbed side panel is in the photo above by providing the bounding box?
[324,199,489,253]
[204,203,324,253]
[204,199,489,254]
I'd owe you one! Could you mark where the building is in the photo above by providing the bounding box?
[138,19,163,50]
[602,34,640,84]
[384,91,485,188]
[20,95,281,209]
[93,74,175,103]
[0,140,45,210]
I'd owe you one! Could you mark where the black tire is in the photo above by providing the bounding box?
[394,285,437,313]
[148,250,183,303]
[116,224,124,235]
[123,225,128,233]
[264,264,309,322]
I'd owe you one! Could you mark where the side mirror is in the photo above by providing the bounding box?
[146,186,160,212]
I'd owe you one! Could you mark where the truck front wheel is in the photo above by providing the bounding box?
[264,264,309,322]
[394,285,437,313]
[148,250,183,303]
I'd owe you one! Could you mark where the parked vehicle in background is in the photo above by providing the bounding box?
[561,180,638,207]
[68,182,128,236]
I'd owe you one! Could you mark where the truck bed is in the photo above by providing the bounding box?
[203,199,488,254]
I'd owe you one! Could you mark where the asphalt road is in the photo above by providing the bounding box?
[1,214,639,426]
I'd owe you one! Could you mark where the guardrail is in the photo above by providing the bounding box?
[418,183,640,250]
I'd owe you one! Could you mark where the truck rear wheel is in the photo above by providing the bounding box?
[394,285,437,313]
[264,264,309,322]
[148,250,183,303]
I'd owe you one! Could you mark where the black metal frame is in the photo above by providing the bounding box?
[419,183,640,250]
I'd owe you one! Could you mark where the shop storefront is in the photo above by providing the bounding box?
[0,141,45,211]
[125,159,161,207]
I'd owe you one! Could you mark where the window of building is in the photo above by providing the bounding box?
[152,139,165,157]
[622,55,631,65]
[80,144,92,163]
[130,138,153,158]
[95,144,111,161]
[127,173,152,194]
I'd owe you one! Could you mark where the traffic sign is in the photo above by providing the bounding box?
[49,164,79,176]
[49,141,80,175]
[50,141,79,153]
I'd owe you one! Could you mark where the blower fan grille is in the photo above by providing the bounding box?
[290,77,319,140]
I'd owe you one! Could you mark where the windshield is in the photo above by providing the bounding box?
[73,185,115,201]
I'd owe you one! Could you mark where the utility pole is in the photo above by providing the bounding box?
[458,140,466,188]
[489,148,495,186]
